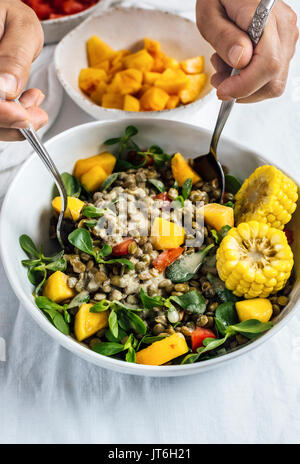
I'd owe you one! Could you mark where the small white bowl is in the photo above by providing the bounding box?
[0,119,299,377]
[54,7,215,120]
[41,0,112,44]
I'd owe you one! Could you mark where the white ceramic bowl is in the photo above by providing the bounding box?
[1,119,299,377]
[54,7,215,120]
[41,0,112,44]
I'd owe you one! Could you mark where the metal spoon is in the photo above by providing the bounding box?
[193,0,276,202]
[17,116,68,250]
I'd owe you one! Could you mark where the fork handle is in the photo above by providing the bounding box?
[19,124,67,249]
[210,0,276,157]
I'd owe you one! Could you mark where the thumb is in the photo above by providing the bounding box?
[0,4,43,99]
[196,0,253,69]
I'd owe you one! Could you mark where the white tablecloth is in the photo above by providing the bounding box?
[1,0,300,444]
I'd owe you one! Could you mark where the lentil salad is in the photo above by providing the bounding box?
[19,125,297,366]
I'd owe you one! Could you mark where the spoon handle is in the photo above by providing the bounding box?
[19,124,67,249]
[210,0,276,157]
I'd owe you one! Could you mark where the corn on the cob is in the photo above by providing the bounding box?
[216,221,293,299]
[234,165,298,230]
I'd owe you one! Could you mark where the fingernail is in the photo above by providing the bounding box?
[36,91,45,106]
[218,95,233,101]
[228,45,244,67]
[0,73,18,98]
[10,119,30,129]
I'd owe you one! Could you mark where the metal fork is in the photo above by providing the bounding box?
[193,0,276,202]
[18,120,67,250]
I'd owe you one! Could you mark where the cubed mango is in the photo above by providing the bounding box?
[80,165,108,192]
[52,196,85,222]
[43,271,75,303]
[151,217,185,250]
[101,93,124,109]
[136,333,189,365]
[236,299,273,323]
[123,49,154,72]
[108,69,142,95]
[203,203,234,232]
[87,36,116,66]
[75,303,109,342]
[73,152,116,179]
[78,68,107,95]
[171,152,201,186]
[140,87,169,111]
[180,56,205,74]
[179,73,206,104]
[123,94,140,112]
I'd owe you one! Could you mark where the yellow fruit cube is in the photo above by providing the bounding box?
[151,217,185,250]
[73,152,116,179]
[166,95,180,110]
[52,196,85,222]
[101,93,124,109]
[94,60,110,73]
[236,299,273,323]
[74,303,109,342]
[140,87,169,111]
[203,203,234,232]
[78,68,107,95]
[43,271,75,303]
[143,71,162,85]
[179,73,207,104]
[87,36,116,66]
[123,49,154,72]
[123,94,140,112]
[164,56,180,69]
[108,69,142,95]
[144,38,161,56]
[171,152,201,186]
[151,51,166,72]
[80,165,108,192]
[136,333,189,365]
[180,56,205,74]
[90,81,108,105]
[155,68,189,94]
[137,84,151,98]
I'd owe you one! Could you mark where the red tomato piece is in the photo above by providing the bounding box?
[154,192,171,202]
[191,328,216,352]
[62,1,86,15]
[152,247,183,273]
[30,1,53,20]
[284,229,294,245]
[112,238,135,256]
[145,156,154,166]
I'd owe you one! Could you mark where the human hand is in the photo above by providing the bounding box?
[0,0,47,141]
[196,0,299,103]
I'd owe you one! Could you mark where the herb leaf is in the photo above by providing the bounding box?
[68,228,94,256]
[100,173,119,192]
[81,206,107,218]
[19,235,40,259]
[224,174,241,195]
[182,178,192,200]
[90,300,111,313]
[53,172,81,198]
[147,179,166,193]
[166,244,214,283]
[92,342,125,356]
[140,288,164,309]
[207,273,237,303]
[109,309,118,338]
[215,302,238,335]
[170,290,206,315]
[103,137,122,146]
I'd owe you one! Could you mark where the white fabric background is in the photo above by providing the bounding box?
[0,0,300,444]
